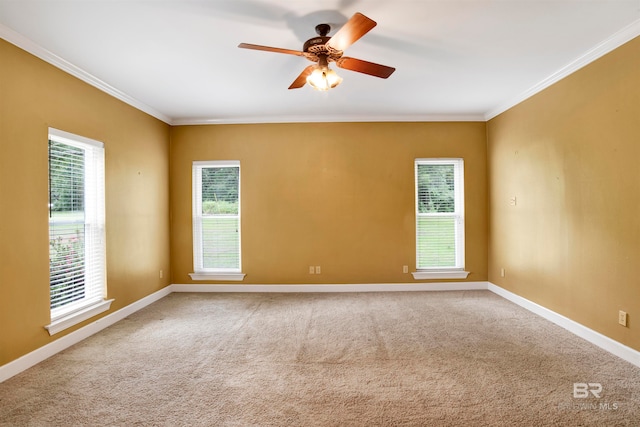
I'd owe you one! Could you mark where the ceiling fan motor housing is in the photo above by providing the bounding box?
[303,34,342,63]
[303,36,331,53]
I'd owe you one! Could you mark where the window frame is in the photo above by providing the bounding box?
[45,128,113,335]
[190,160,245,281]
[413,158,469,280]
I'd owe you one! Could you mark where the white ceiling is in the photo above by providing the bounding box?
[1,0,639,125]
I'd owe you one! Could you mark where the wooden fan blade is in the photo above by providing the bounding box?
[289,65,315,89]
[337,57,395,79]
[238,43,304,56]
[327,12,376,52]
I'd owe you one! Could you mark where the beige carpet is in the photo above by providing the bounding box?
[1,291,639,426]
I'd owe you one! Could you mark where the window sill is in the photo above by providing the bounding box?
[412,270,470,280]
[189,272,246,281]
[45,299,114,336]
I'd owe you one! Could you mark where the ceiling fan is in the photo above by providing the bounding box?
[238,12,395,91]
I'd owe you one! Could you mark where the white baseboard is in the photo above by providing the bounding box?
[488,283,640,369]
[3,281,639,383]
[0,286,172,383]
[169,282,488,293]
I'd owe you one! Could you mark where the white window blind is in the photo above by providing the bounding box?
[48,129,106,321]
[415,159,465,270]
[192,161,241,273]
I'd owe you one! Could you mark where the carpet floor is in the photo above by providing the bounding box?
[1,290,639,426]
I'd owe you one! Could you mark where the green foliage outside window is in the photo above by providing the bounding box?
[201,167,239,214]
[49,141,84,213]
[417,164,455,214]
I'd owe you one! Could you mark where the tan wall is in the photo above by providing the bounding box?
[487,36,640,351]
[170,122,488,285]
[4,19,636,371]
[0,39,171,366]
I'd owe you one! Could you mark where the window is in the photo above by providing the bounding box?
[191,161,245,281]
[414,158,468,279]
[46,128,111,335]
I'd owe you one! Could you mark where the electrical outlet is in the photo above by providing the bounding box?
[403,265,409,274]
[618,310,628,327]
[509,196,517,206]
[309,266,315,274]
[159,270,163,279]
[500,268,505,277]
[315,266,321,274]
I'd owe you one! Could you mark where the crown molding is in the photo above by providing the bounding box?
[0,22,482,127]
[0,23,172,125]
[4,16,638,127]
[485,18,640,121]
[171,114,486,126]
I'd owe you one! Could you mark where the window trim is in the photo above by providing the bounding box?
[191,160,245,281]
[189,272,246,281]
[414,158,469,280]
[45,299,113,336]
[46,128,111,335]
[411,270,470,280]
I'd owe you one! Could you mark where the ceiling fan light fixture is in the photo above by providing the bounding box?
[307,67,343,91]
[239,12,395,90]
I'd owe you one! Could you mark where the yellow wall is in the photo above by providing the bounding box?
[7,24,636,369]
[487,36,640,351]
[170,122,488,284]
[0,39,171,366]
